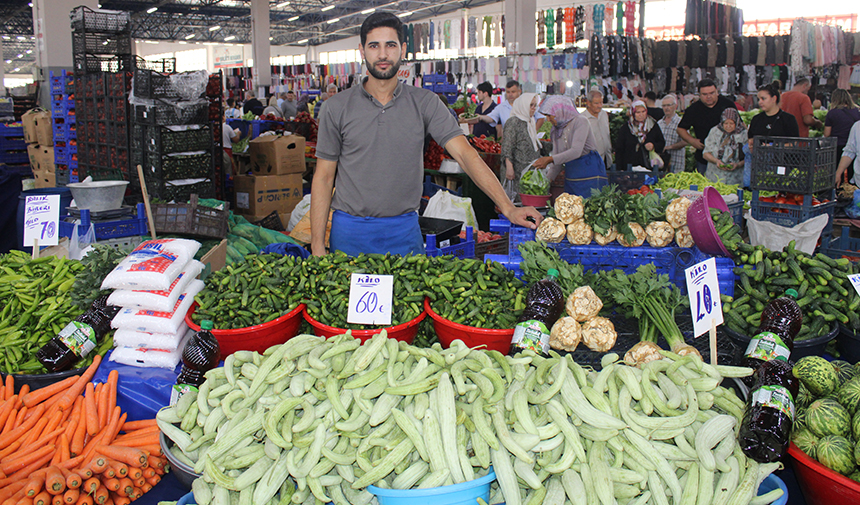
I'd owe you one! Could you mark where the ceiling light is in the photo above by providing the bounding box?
[17,36,25,40]
[397,11,412,17]
[13,68,19,72]
[269,36,273,40]
[224,35,236,41]
[209,25,221,31]
[26,50,32,54]
[297,39,308,44]
[327,18,339,23]
[145,40,158,44]
[276,1,290,7]
[185,33,195,39]
[321,5,334,11]
[4,60,10,64]
[1,36,8,40]
[361,8,375,14]
[28,2,32,6]
[288,15,299,21]
[17,54,23,58]
[178,41,186,44]
[146,7,157,13]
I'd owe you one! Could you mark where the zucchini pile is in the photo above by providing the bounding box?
[157,333,779,505]
[724,240,860,340]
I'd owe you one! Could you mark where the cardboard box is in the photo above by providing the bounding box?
[32,167,56,189]
[22,109,52,146]
[35,146,55,173]
[27,144,40,167]
[249,134,306,175]
[200,238,227,274]
[233,174,303,217]
[279,212,291,230]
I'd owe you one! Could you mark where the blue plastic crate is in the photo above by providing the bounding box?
[422,83,435,91]
[484,253,524,279]
[0,163,32,177]
[423,74,446,85]
[55,151,68,165]
[692,248,738,298]
[749,190,835,228]
[0,136,27,151]
[60,203,148,240]
[0,125,23,138]
[0,151,30,164]
[53,124,68,142]
[426,226,475,258]
[822,225,860,260]
[226,119,280,140]
[489,219,536,257]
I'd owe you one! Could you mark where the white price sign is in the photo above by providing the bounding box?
[347,273,393,326]
[685,257,724,338]
[848,274,860,296]
[23,195,60,247]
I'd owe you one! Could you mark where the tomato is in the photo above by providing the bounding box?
[812,198,821,206]
[760,196,775,203]
[775,197,788,204]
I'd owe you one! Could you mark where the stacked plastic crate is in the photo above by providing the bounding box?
[206,72,224,200]
[50,70,78,185]
[421,74,458,104]
[71,7,133,182]
[130,69,215,202]
[0,123,29,177]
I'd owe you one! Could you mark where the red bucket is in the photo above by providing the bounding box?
[185,302,305,357]
[519,193,550,208]
[424,298,513,353]
[789,443,860,505]
[686,186,731,256]
[302,309,424,344]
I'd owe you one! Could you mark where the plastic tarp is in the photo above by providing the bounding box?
[91,349,180,422]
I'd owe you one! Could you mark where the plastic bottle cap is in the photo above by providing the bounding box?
[547,268,559,278]
[201,320,214,330]
[784,289,799,299]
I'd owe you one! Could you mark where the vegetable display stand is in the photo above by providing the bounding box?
[789,442,860,505]
[474,235,509,261]
[302,309,424,344]
[723,324,838,363]
[424,298,513,354]
[151,194,229,239]
[59,202,149,241]
[489,218,537,258]
[368,469,496,505]
[751,136,837,194]
[426,226,476,259]
[823,225,860,260]
[185,302,305,357]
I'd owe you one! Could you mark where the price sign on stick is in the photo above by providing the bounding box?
[347,273,393,326]
[685,257,724,338]
[23,195,60,247]
[848,274,860,297]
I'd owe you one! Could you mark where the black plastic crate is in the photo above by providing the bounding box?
[79,165,124,182]
[74,54,136,75]
[71,6,131,34]
[110,121,129,147]
[131,170,214,202]
[109,72,133,97]
[111,146,130,171]
[142,125,212,155]
[134,101,208,126]
[133,69,182,100]
[145,151,213,180]
[137,58,176,74]
[751,136,838,194]
[72,31,132,56]
[109,98,129,123]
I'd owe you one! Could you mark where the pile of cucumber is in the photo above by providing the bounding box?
[710,208,742,253]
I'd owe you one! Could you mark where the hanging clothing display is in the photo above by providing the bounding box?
[468,17,477,49]
[576,7,586,42]
[605,4,614,36]
[483,16,492,47]
[593,5,603,37]
[684,0,743,37]
[624,1,635,37]
[546,9,555,49]
[537,11,545,45]
[638,0,645,38]
[616,2,624,35]
[584,6,593,41]
[565,8,576,44]
[556,8,564,45]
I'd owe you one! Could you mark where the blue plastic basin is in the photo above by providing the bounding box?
[758,473,789,505]
[367,470,496,505]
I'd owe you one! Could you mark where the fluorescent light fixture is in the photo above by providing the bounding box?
[185,33,195,39]
[297,39,308,44]
[224,35,236,41]
[28,2,32,6]
[269,36,273,40]
[288,15,299,21]
[1,36,8,40]
[566,80,573,87]
[4,60,10,64]
[276,1,290,6]
[146,7,157,13]
[17,36,25,40]
[13,68,19,72]
[327,17,339,23]
[209,25,221,31]
[361,8,375,14]
[178,41,186,44]
[26,50,32,53]
[145,40,158,44]
[16,54,23,58]
[321,5,334,11]
[397,11,412,17]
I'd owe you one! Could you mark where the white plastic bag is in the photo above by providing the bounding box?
[112,323,188,352]
[110,329,192,369]
[107,260,203,312]
[69,223,96,261]
[288,194,312,232]
[423,190,478,230]
[101,239,200,291]
[111,279,204,334]
[502,179,517,203]
[746,213,830,255]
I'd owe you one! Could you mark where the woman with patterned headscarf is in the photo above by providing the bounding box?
[703,107,748,185]
[615,100,665,170]
[500,93,543,201]
[533,95,606,198]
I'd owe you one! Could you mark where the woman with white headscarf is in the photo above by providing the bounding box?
[615,100,665,170]
[533,95,605,198]
[500,93,543,200]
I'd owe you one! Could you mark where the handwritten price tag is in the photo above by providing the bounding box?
[23,195,60,247]
[685,257,724,338]
[848,274,860,297]
[347,273,393,326]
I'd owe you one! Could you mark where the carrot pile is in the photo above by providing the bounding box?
[0,356,166,505]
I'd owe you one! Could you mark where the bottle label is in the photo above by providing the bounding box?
[511,319,551,354]
[744,331,791,362]
[57,321,97,359]
[169,384,199,406]
[750,385,795,421]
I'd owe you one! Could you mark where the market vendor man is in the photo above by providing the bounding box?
[310,12,542,257]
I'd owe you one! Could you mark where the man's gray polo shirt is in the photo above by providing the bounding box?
[316,78,463,218]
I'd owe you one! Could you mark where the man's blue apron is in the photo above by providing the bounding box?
[329,210,425,256]
[564,150,607,198]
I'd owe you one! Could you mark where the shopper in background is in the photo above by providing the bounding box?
[745,82,799,187]
[615,100,665,171]
[311,12,541,257]
[470,82,498,138]
[835,121,860,186]
[582,89,613,169]
[262,94,285,118]
[225,98,242,119]
[312,93,328,119]
[222,110,241,176]
[296,94,312,114]
[703,108,747,186]
[267,94,279,110]
[242,89,264,116]
[643,91,664,121]
[824,89,860,178]
[437,93,457,118]
[677,78,737,174]
[281,90,298,119]
[471,80,545,139]
[780,78,823,138]
[532,95,605,197]
[500,93,543,201]
[657,94,688,173]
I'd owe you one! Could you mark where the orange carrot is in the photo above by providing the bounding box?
[131,477,144,489]
[95,385,107,433]
[144,457,164,471]
[1,444,56,475]
[57,433,71,463]
[61,469,81,490]
[0,481,26,503]
[61,489,78,504]
[99,466,115,480]
[81,478,99,495]
[83,385,97,438]
[3,487,27,505]
[117,419,154,433]
[92,446,146,468]
[20,416,50,448]
[22,377,79,409]
[105,461,126,479]
[56,356,101,412]
[44,466,65,495]
[16,496,34,505]
[125,467,141,481]
[0,397,16,432]
[62,400,82,443]
[111,497,128,505]
[140,468,154,480]
[104,373,117,424]
[136,444,161,457]
[0,452,56,489]
[0,439,24,460]
[32,492,51,505]
[0,403,46,450]
[20,425,66,456]
[105,412,124,447]
[12,406,28,429]
[24,474,46,498]
[3,407,18,434]
[51,495,62,505]
[75,494,92,505]
[99,479,118,493]
[116,478,132,498]
[111,434,159,449]
[91,487,107,505]
[88,456,108,476]
[16,386,29,408]
[112,426,158,442]
[144,475,160,487]
[70,402,87,459]
[3,375,11,401]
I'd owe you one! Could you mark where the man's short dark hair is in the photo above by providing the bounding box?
[795,77,810,87]
[644,91,657,101]
[360,12,403,46]
[697,79,716,91]
[226,98,235,107]
[505,80,520,90]
[477,82,493,95]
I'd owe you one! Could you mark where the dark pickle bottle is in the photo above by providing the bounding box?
[742,289,802,388]
[509,268,565,356]
[171,320,220,404]
[37,294,121,373]
[739,358,799,462]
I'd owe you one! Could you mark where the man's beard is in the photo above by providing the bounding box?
[366,57,400,80]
